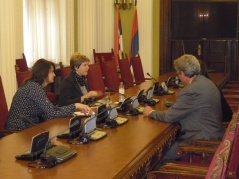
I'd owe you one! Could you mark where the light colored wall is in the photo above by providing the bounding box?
[0,0,23,107]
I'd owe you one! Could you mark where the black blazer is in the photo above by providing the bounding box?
[58,71,90,106]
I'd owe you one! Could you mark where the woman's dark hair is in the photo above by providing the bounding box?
[29,59,55,85]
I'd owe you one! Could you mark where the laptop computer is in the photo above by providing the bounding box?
[84,116,107,140]
[16,131,77,163]
[108,105,128,125]
[57,116,82,139]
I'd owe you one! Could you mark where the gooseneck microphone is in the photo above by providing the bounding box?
[123,79,146,102]
[123,79,141,91]
[108,87,126,97]
[146,73,166,96]
[41,120,80,160]
[24,118,79,169]
[146,72,158,82]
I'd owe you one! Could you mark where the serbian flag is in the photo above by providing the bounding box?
[114,7,123,66]
[129,5,139,61]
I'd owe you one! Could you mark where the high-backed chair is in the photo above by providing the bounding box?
[93,49,115,73]
[15,58,28,72]
[147,113,239,178]
[59,62,71,79]
[15,65,32,87]
[0,76,17,137]
[130,56,150,83]
[118,58,135,86]
[93,48,115,64]
[101,60,120,92]
[87,63,106,94]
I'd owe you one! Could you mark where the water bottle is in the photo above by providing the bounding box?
[119,82,125,102]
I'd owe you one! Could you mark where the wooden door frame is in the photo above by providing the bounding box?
[160,0,172,74]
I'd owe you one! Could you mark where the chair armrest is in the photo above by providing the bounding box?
[191,139,221,147]
[176,145,217,164]
[176,146,217,156]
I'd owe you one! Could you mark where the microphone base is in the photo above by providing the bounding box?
[126,108,140,116]
[144,99,156,106]
[57,130,81,140]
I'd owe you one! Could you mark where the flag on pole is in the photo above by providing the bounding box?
[114,7,123,66]
[129,4,139,61]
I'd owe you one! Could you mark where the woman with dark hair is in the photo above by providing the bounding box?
[6,59,92,130]
[58,52,103,106]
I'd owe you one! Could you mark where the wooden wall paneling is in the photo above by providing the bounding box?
[160,0,172,74]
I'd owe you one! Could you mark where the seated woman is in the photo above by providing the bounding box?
[58,52,103,106]
[5,59,92,131]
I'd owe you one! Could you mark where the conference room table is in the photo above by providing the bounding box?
[0,72,228,179]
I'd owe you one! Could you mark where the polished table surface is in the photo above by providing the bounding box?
[0,72,228,179]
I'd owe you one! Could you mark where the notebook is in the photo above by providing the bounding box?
[57,116,82,139]
[108,105,128,125]
[16,131,77,163]
[84,116,107,140]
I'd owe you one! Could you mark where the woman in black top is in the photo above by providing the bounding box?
[58,52,103,106]
[6,59,92,130]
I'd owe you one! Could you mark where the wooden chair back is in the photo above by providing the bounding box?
[118,58,134,85]
[93,49,115,74]
[16,58,28,72]
[15,66,32,87]
[101,60,120,92]
[93,49,115,64]
[87,63,106,94]
[59,62,71,79]
[131,56,145,83]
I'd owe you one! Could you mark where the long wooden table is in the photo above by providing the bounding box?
[0,72,228,179]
